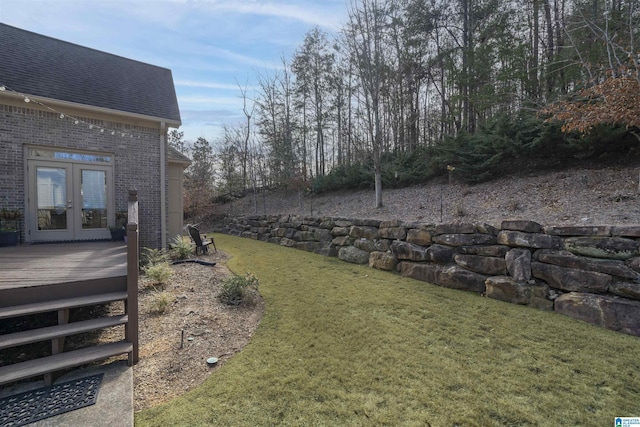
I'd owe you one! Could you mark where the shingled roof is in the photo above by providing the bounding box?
[167,146,192,165]
[0,23,181,124]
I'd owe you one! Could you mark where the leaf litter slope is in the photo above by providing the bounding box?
[221,164,640,227]
[136,234,640,426]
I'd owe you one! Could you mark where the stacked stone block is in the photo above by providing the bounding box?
[216,216,640,337]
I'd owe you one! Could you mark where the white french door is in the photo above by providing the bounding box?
[29,160,113,242]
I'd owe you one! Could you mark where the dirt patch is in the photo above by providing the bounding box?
[131,250,263,412]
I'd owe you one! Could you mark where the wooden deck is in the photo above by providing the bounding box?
[0,192,139,392]
[0,242,127,290]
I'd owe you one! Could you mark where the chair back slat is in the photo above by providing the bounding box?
[187,225,203,246]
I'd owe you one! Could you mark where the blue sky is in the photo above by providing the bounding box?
[0,0,347,142]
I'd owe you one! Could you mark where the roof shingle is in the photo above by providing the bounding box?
[0,23,181,123]
[167,146,192,164]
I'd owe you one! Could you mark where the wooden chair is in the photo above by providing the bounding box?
[187,225,215,255]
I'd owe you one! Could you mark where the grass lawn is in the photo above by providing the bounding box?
[135,234,640,426]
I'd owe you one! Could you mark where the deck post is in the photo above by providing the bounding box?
[45,308,70,385]
[126,189,139,365]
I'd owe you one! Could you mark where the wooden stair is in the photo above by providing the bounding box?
[0,291,132,387]
[0,341,133,385]
[0,292,128,319]
[0,315,129,350]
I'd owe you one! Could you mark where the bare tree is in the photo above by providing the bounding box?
[346,0,392,208]
[236,80,255,190]
[292,28,336,177]
[255,63,299,186]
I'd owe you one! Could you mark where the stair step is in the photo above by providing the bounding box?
[0,315,129,350]
[0,341,133,386]
[0,292,128,320]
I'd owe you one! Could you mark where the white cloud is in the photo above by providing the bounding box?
[191,45,283,70]
[181,109,240,119]
[174,80,257,92]
[180,108,249,141]
[208,1,344,29]
[176,80,250,90]
[178,95,245,105]
[119,0,344,29]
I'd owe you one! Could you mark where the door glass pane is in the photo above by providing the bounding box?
[36,167,67,230]
[81,170,107,229]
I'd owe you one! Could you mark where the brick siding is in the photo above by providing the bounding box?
[0,103,168,248]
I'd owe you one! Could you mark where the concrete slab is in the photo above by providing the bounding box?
[0,361,132,427]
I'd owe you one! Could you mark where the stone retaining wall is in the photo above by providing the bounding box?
[214,216,640,337]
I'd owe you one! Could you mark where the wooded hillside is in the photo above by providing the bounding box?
[171,0,640,216]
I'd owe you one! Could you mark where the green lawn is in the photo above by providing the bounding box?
[135,234,640,426]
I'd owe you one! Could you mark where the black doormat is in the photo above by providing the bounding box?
[0,373,103,427]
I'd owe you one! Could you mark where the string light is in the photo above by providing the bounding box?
[0,82,148,140]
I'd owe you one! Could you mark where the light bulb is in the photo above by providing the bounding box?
[24,97,30,103]
[111,131,115,135]
[74,120,79,125]
[60,114,65,119]
[100,129,104,133]
[0,86,5,91]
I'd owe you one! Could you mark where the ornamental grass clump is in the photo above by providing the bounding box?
[150,291,172,314]
[218,273,259,306]
[171,235,194,260]
[141,247,170,269]
[141,246,173,287]
[144,262,173,287]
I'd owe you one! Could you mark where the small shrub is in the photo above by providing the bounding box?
[453,201,466,217]
[171,235,193,260]
[144,262,174,285]
[507,200,520,212]
[150,291,172,314]
[141,247,170,268]
[218,273,259,306]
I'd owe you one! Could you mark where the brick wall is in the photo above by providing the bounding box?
[0,103,167,248]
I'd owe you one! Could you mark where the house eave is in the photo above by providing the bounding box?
[168,158,192,166]
[0,90,181,128]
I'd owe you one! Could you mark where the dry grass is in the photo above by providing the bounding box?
[135,234,640,426]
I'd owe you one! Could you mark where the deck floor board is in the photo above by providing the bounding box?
[0,242,127,289]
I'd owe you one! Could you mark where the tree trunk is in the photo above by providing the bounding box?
[531,0,540,100]
[544,0,555,99]
[374,165,383,208]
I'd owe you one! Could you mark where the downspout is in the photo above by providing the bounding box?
[160,122,167,248]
